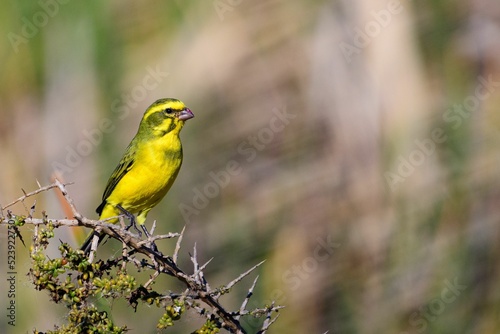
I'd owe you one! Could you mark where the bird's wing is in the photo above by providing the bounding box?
[96,141,137,215]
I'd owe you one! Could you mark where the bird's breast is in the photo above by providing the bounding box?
[109,135,183,212]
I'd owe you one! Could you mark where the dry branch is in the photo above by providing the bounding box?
[0,180,282,333]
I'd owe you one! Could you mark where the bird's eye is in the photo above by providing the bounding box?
[164,108,173,114]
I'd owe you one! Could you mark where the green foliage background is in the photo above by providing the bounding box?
[1,0,500,333]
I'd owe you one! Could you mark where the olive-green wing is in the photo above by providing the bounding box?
[96,141,137,215]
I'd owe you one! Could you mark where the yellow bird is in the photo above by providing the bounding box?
[81,98,194,254]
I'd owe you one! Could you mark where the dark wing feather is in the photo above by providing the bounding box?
[96,141,137,215]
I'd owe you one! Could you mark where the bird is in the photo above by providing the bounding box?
[80,98,194,255]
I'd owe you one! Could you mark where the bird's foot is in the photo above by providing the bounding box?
[140,225,163,256]
[117,205,142,237]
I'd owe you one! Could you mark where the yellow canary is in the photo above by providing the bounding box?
[81,98,194,254]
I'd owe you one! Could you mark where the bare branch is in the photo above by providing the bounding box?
[136,232,180,246]
[144,270,161,289]
[259,307,280,334]
[2,181,281,334]
[1,181,72,210]
[54,178,81,219]
[236,275,259,321]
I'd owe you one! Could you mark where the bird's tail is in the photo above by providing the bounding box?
[80,230,104,255]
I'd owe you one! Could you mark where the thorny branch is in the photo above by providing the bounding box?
[0,180,283,333]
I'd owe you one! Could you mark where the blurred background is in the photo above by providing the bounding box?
[1,0,500,333]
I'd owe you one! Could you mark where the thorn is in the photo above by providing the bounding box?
[36,179,42,188]
[173,226,185,264]
[194,257,213,277]
[151,220,157,235]
[223,260,266,292]
[236,275,260,320]
[190,242,198,271]
[12,225,27,248]
[259,311,281,333]
[29,201,37,218]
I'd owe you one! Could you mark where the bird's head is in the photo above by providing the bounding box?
[139,98,194,137]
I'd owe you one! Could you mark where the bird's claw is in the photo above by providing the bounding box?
[128,221,142,237]
[117,205,142,236]
[116,205,161,254]
[140,225,162,255]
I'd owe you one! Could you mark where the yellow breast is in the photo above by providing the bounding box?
[106,133,183,214]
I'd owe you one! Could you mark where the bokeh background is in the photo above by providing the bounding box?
[1,0,500,333]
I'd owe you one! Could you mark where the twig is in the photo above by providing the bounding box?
[136,232,180,246]
[54,178,81,220]
[258,308,280,334]
[194,258,214,282]
[144,270,161,289]
[89,227,102,263]
[1,181,73,210]
[218,260,266,294]
[29,201,36,218]
[235,275,259,321]
[120,216,128,270]
[191,242,199,273]
[173,226,185,264]
[150,220,157,235]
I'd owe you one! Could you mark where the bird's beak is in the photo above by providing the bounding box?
[178,108,194,121]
